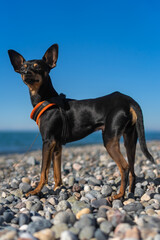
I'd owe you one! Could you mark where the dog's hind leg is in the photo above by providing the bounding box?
[105,137,129,200]
[123,125,137,193]
[103,109,130,201]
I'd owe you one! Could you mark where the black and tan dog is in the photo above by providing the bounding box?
[8,44,154,200]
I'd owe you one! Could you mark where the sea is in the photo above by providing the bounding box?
[0,130,160,155]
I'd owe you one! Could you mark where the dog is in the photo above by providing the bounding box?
[8,44,154,200]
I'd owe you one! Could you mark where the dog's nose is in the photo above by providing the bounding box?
[25,69,32,75]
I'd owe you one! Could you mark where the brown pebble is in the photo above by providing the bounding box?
[73,192,81,200]
[76,208,91,219]
[34,228,55,240]
[22,177,31,184]
[124,226,141,240]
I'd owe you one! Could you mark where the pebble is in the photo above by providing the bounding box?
[30,202,43,212]
[79,226,95,240]
[135,187,145,197]
[27,156,37,165]
[88,177,102,186]
[91,198,108,208]
[84,185,91,192]
[54,211,71,225]
[27,219,52,234]
[22,177,31,184]
[61,230,78,240]
[19,232,37,240]
[101,185,112,197]
[141,193,151,201]
[33,228,55,240]
[76,208,91,219]
[123,202,143,212]
[51,223,68,238]
[100,220,113,235]
[19,182,32,193]
[0,205,5,215]
[95,229,107,240]
[19,213,30,226]
[0,142,159,240]
[56,200,71,211]
[3,211,14,223]
[112,199,123,209]
[154,194,160,201]
[71,200,90,215]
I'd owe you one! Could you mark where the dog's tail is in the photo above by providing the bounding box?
[132,103,154,163]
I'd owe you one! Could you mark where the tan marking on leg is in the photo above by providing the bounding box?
[130,107,137,125]
[53,146,62,190]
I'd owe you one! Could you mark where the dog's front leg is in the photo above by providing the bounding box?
[26,140,56,196]
[53,144,62,190]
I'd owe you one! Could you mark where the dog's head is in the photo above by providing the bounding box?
[8,44,58,94]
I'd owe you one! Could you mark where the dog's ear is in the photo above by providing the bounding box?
[42,44,58,69]
[8,50,25,73]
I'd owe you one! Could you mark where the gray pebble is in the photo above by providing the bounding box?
[11,217,19,224]
[27,156,37,165]
[52,223,68,238]
[154,194,160,202]
[101,185,112,197]
[56,200,71,211]
[19,182,32,193]
[30,202,43,212]
[88,177,102,186]
[3,211,14,223]
[0,205,5,215]
[134,187,145,197]
[97,208,107,219]
[95,229,107,240]
[154,234,160,240]
[112,199,123,209]
[79,226,95,240]
[74,215,96,229]
[27,219,52,234]
[89,190,102,199]
[91,198,108,208]
[69,227,80,235]
[0,197,9,204]
[11,179,19,189]
[54,211,72,225]
[100,220,113,235]
[145,170,156,179]
[123,202,143,212]
[85,193,95,200]
[59,191,69,201]
[6,195,15,203]
[72,201,90,215]
[19,213,30,226]
[41,185,50,194]
[0,216,4,225]
[45,211,52,220]
[61,230,78,240]
[68,175,75,187]
[19,232,37,240]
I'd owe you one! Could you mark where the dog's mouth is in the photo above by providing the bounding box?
[24,78,39,85]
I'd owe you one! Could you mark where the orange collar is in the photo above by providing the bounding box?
[30,101,56,125]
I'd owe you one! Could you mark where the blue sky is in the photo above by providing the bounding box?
[1,0,160,131]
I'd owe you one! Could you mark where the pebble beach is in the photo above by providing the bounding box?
[0,141,160,240]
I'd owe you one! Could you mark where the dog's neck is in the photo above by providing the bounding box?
[30,75,58,107]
